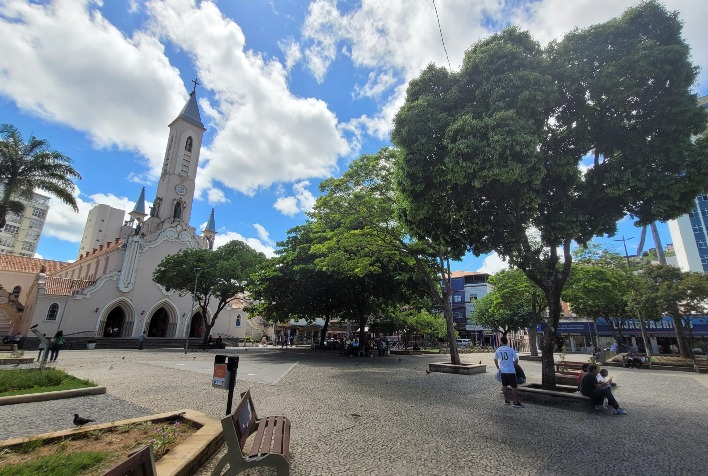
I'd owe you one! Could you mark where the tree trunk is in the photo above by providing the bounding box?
[650,222,666,265]
[358,315,367,349]
[636,224,647,257]
[540,285,562,389]
[320,314,331,346]
[671,314,692,358]
[528,313,539,356]
[439,256,460,365]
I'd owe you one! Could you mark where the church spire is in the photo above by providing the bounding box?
[129,187,147,222]
[172,80,204,130]
[203,208,217,250]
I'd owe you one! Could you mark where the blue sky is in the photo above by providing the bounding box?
[1,0,707,272]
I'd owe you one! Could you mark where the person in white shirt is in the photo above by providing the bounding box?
[494,336,523,408]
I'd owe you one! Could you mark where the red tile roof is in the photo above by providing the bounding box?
[43,277,96,296]
[0,255,69,274]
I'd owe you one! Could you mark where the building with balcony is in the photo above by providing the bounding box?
[0,185,50,258]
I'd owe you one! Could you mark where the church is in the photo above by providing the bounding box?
[2,86,271,345]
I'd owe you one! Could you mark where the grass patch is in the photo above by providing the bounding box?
[0,368,95,397]
[0,420,196,473]
[0,451,110,476]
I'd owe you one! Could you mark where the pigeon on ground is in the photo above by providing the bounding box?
[122,356,125,360]
[30,324,39,329]
[73,414,95,427]
[425,369,431,374]
[164,411,186,422]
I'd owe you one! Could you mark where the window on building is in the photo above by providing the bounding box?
[12,286,21,298]
[453,295,463,303]
[21,241,34,251]
[185,136,193,152]
[235,314,241,326]
[31,208,46,218]
[4,224,20,235]
[46,303,59,321]
[29,218,42,229]
[470,294,478,301]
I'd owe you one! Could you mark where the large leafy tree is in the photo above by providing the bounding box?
[391,2,708,387]
[311,148,465,364]
[0,124,81,229]
[635,265,708,358]
[562,258,637,344]
[153,240,267,344]
[479,269,546,355]
[248,223,352,346]
[472,294,534,338]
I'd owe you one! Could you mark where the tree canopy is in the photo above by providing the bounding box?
[391,1,708,387]
[153,240,267,343]
[0,124,81,229]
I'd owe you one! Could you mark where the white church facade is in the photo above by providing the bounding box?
[6,87,271,343]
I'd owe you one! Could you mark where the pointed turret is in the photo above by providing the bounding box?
[203,208,217,250]
[171,91,204,130]
[129,187,147,222]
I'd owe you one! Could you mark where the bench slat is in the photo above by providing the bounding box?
[102,445,156,476]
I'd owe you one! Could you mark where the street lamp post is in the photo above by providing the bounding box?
[184,268,201,354]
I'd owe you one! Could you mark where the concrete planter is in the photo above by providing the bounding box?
[87,342,96,350]
[0,409,223,476]
[516,383,591,411]
[428,362,486,375]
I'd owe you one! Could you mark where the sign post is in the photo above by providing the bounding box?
[213,355,239,415]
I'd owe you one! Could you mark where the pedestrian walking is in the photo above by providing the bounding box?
[138,331,146,350]
[49,330,64,363]
[38,334,47,360]
[494,335,523,408]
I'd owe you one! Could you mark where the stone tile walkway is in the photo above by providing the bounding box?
[2,348,706,475]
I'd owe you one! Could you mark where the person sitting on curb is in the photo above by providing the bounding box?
[580,364,627,415]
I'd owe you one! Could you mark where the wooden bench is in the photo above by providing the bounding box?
[695,357,708,373]
[553,362,586,387]
[212,390,291,476]
[102,445,156,476]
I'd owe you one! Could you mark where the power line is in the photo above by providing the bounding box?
[431,0,452,71]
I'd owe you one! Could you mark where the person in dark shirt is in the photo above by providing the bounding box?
[580,364,627,415]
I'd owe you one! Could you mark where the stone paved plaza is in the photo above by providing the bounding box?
[2,348,707,475]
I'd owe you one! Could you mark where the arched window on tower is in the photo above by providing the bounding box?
[12,286,21,299]
[46,303,59,321]
[185,136,193,152]
[235,314,241,327]
[173,201,182,220]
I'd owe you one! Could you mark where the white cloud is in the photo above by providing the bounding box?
[476,253,509,274]
[353,70,398,100]
[273,181,316,216]
[206,187,229,205]
[0,0,186,177]
[34,252,43,259]
[253,224,273,245]
[213,231,276,258]
[278,37,302,72]
[301,0,708,142]
[145,0,350,195]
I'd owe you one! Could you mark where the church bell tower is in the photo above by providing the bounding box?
[148,79,206,228]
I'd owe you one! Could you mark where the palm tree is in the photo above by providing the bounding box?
[0,124,81,230]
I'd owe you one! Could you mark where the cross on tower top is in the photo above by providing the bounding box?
[191,77,200,94]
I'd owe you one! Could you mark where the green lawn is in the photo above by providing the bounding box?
[0,451,109,476]
[0,368,96,397]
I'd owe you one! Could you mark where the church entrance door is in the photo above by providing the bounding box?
[104,307,125,337]
[147,307,171,337]
[189,312,204,337]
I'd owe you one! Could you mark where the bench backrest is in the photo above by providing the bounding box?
[231,390,259,449]
[102,445,156,476]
